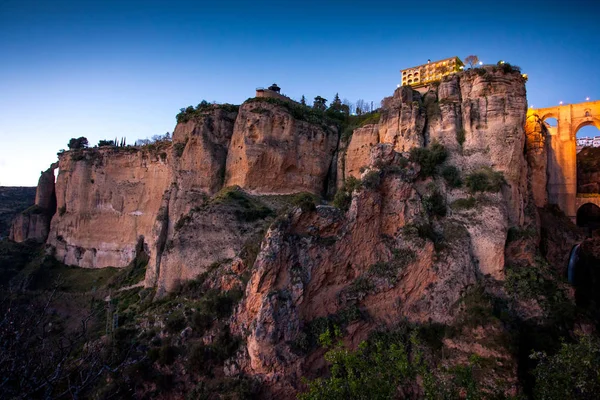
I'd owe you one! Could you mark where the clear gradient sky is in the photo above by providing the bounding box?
[1,0,599,186]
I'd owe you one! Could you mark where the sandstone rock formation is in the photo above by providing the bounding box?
[46,148,171,268]
[9,164,57,242]
[224,101,339,195]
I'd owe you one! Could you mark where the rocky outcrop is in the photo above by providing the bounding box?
[150,187,274,295]
[379,86,426,151]
[343,124,379,179]
[47,148,171,268]
[224,101,339,195]
[230,147,480,396]
[577,147,600,194]
[525,113,549,208]
[9,164,57,243]
[343,68,528,279]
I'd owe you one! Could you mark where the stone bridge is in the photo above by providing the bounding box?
[529,100,600,221]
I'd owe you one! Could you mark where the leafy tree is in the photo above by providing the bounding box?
[67,137,88,150]
[98,140,115,147]
[465,55,479,68]
[299,330,419,400]
[531,334,600,400]
[313,96,327,111]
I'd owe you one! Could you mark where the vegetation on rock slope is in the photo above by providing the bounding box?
[0,186,36,238]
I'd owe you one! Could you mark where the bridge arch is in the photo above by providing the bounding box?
[576,202,600,232]
[529,100,600,220]
[574,118,600,135]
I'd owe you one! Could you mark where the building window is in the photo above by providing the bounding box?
[586,111,591,117]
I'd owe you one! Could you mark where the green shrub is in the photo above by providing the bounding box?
[409,142,447,177]
[213,186,273,222]
[456,128,466,147]
[442,165,462,188]
[165,312,186,333]
[174,214,191,231]
[506,226,537,243]
[369,248,416,281]
[361,170,381,190]
[465,167,505,193]
[291,193,318,212]
[531,334,600,400]
[173,142,186,157]
[497,61,521,74]
[451,197,477,210]
[424,191,446,217]
[332,176,361,212]
[191,312,213,335]
[158,344,178,365]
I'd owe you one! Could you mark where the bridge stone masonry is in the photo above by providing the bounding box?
[528,100,600,221]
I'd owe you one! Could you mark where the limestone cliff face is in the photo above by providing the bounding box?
[344,67,528,279]
[9,164,57,243]
[47,148,171,268]
[525,113,549,207]
[224,101,339,195]
[577,147,600,194]
[231,146,479,396]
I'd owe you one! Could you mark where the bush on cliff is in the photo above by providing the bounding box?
[67,137,88,150]
[176,101,239,123]
[409,142,447,177]
[361,170,381,190]
[245,97,339,129]
[332,177,361,211]
[465,167,505,193]
[442,165,462,188]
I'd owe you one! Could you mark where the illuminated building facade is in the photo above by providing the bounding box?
[401,57,464,88]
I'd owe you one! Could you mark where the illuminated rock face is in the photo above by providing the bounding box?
[529,100,600,219]
[224,101,338,195]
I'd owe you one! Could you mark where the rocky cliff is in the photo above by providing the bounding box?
[9,164,57,242]
[12,66,566,397]
[577,147,600,193]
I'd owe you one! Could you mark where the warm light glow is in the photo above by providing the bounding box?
[500,60,505,64]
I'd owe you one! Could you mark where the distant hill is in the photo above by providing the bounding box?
[0,187,36,239]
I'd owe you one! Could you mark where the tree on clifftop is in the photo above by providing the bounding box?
[465,55,479,68]
[68,137,88,150]
[300,95,307,106]
[313,96,327,111]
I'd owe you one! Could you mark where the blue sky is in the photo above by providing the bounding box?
[1,0,599,186]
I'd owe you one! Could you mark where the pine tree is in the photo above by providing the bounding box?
[300,95,306,106]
